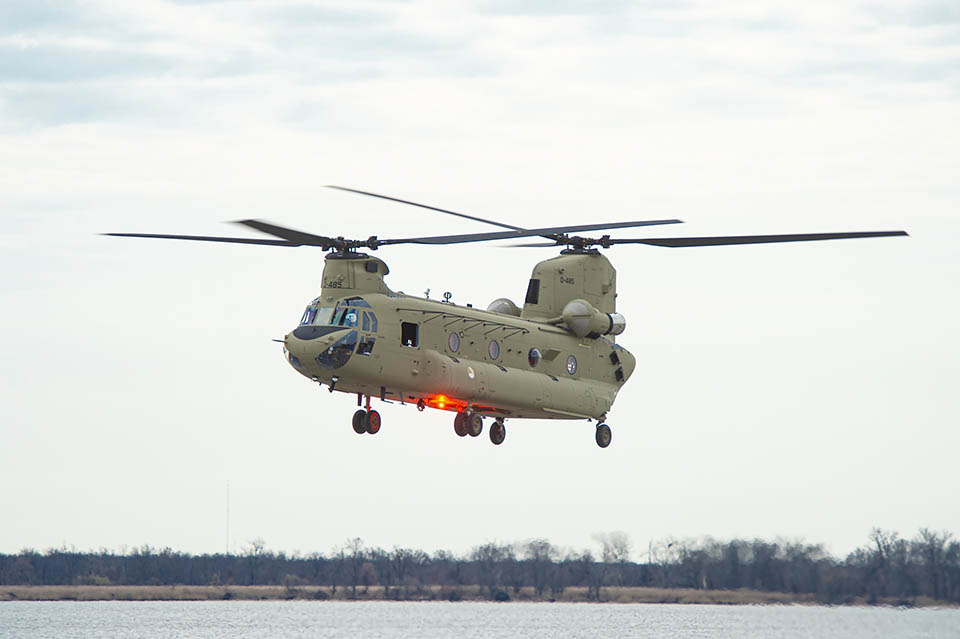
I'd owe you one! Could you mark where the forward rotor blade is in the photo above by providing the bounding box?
[380,219,684,246]
[504,242,561,247]
[102,232,296,246]
[609,230,908,248]
[326,185,523,231]
[233,219,343,248]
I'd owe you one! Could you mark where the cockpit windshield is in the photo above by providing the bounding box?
[298,297,371,329]
[300,305,334,326]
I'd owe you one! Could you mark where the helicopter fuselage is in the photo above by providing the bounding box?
[282,252,635,421]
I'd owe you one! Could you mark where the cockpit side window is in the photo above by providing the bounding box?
[358,336,375,355]
[362,311,378,333]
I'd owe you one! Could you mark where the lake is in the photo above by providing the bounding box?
[1,601,957,638]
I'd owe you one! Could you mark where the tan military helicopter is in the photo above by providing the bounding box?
[107,187,907,448]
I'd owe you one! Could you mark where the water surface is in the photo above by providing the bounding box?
[1,601,957,639]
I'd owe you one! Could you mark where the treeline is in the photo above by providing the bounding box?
[1,528,957,604]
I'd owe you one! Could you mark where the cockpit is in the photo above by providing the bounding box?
[299,296,378,332]
[293,296,378,370]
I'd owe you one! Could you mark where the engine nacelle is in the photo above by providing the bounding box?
[487,298,521,317]
[561,299,626,338]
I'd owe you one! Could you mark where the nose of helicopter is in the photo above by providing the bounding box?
[283,325,356,374]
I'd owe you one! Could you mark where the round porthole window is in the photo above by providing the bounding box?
[488,340,500,360]
[566,355,578,375]
[528,348,541,368]
[448,332,460,353]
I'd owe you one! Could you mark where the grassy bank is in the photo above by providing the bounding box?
[0,585,952,607]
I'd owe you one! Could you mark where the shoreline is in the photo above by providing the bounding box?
[0,585,953,607]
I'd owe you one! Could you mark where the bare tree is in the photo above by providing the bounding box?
[346,537,365,597]
[594,531,631,588]
[523,539,557,597]
[327,546,345,595]
[472,541,513,599]
[915,528,953,601]
[244,537,267,584]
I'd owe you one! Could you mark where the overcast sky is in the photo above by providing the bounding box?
[2,0,958,560]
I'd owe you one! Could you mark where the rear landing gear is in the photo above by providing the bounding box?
[595,423,612,448]
[466,413,483,437]
[453,412,468,437]
[455,412,490,440]
[490,419,506,446]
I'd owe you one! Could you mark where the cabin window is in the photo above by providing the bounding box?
[525,278,540,304]
[566,355,578,375]
[488,340,500,360]
[401,322,419,347]
[528,348,541,368]
[448,332,460,353]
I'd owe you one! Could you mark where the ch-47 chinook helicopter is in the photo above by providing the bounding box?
[106,186,907,448]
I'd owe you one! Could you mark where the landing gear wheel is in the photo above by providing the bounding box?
[453,412,468,437]
[595,423,612,448]
[352,410,368,434]
[366,410,381,434]
[467,413,483,437]
[490,420,506,445]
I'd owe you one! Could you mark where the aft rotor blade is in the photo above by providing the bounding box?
[233,219,344,248]
[326,185,523,231]
[102,232,296,246]
[381,219,684,246]
[609,230,908,248]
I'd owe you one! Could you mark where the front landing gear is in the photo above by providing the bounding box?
[366,410,381,434]
[489,419,506,446]
[352,409,367,434]
[352,399,381,435]
[595,423,612,448]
